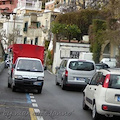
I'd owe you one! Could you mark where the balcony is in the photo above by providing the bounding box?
[25,28,42,37]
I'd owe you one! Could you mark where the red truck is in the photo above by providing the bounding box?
[8,44,45,93]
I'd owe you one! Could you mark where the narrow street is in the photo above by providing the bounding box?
[0,68,119,120]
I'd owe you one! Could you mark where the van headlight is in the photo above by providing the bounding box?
[14,75,23,80]
[37,76,44,81]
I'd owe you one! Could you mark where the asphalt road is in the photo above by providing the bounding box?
[0,68,119,120]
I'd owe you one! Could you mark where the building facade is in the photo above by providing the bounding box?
[0,0,18,13]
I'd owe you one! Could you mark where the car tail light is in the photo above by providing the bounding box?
[65,70,68,77]
[102,105,108,110]
[102,74,110,88]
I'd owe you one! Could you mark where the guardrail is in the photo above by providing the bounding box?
[0,62,5,74]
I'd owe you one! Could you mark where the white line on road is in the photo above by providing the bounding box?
[34,109,40,113]
[29,94,44,120]
[30,96,34,99]
[36,116,44,120]
[32,103,38,107]
[31,99,36,102]
[29,93,33,95]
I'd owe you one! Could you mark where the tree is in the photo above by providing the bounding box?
[51,22,81,42]
[89,19,107,63]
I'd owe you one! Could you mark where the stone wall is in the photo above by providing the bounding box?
[0,62,5,74]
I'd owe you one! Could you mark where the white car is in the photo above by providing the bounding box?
[83,68,120,120]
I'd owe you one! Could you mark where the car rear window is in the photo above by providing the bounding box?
[69,61,94,71]
[109,75,120,89]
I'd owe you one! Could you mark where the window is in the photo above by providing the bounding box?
[31,40,33,45]
[24,37,27,44]
[24,22,28,32]
[69,61,94,71]
[10,0,12,4]
[17,59,43,72]
[35,37,38,45]
[90,72,105,85]
[37,22,41,28]
[3,1,5,4]
[109,75,120,89]
[60,60,67,69]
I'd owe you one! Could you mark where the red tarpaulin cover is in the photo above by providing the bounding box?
[12,44,44,64]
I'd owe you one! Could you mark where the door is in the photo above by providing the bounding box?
[85,72,103,109]
[56,60,67,84]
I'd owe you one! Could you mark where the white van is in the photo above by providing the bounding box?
[55,59,96,90]
[100,58,116,68]
[8,57,44,93]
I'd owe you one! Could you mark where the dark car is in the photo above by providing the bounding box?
[95,63,110,70]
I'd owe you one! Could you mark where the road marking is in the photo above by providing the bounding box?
[36,116,44,120]
[29,108,37,120]
[32,103,38,107]
[26,93,31,103]
[30,96,35,99]
[34,109,40,113]
[0,104,30,109]
[31,99,36,102]
[28,93,44,120]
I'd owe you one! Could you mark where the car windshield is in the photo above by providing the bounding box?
[109,75,120,89]
[16,59,43,72]
[69,61,94,71]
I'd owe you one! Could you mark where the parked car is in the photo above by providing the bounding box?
[55,59,96,90]
[83,68,120,120]
[95,63,110,71]
[100,58,117,68]
[5,59,10,68]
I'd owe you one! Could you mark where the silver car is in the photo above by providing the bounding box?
[55,59,96,90]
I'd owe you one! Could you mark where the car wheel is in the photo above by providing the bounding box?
[38,88,42,94]
[8,77,11,88]
[55,76,59,85]
[12,86,16,92]
[8,83,11,88]
[61,80,66,90]
[82,95,89,110]
[92,104,100,120]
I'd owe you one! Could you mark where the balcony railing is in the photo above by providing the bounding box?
[25,28,42,37]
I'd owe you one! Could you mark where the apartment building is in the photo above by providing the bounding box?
[0,0,18,13]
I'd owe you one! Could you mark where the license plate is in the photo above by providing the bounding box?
[117,96,120,102]
[76,77,85,82]
[33,82,42,86]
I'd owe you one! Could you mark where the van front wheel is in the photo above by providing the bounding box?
[38,88,42,94]
[12,86,16,92]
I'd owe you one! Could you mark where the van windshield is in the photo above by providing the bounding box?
[16,59,43,72]
[69,61,94,71]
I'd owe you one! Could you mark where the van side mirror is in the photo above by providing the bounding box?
[12,64,15,68]
[85,78,90,84]
[44,66,47,70]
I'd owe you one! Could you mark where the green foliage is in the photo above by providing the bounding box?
[51,22,81,42]
[46,50,53,66]
[55,9,106,39]
[45,41,50,50]
[89,19,107,63]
